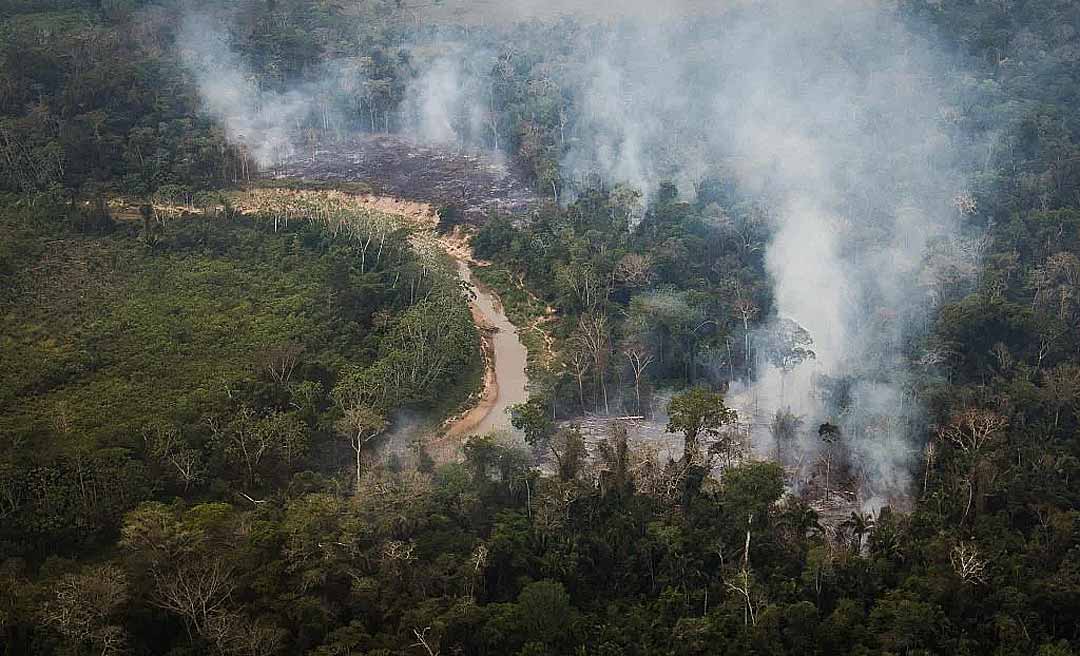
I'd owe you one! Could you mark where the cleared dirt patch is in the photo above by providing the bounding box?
[276,134,540,221]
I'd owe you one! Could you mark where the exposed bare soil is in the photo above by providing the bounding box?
[275,134,540,221]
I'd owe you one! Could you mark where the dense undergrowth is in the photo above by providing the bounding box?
[0,192,480,562]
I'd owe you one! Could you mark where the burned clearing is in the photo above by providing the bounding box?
[276,134,541,222]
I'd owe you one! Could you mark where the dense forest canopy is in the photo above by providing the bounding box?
[1,0,1080,655]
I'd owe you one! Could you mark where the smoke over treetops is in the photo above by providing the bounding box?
[176,0,990,505]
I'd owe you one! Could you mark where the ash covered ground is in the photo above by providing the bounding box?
[275,134,540,220]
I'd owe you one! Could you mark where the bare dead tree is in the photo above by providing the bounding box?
[150,557,236,640]
[559,265,610,313]
[337,404,388,493]
[576,312,611,415]
[623,344,655,416]
[952,191,978,216]
[412,626,440,656]
[769,410,803,467]
[260,342,304,387]
[209,407,276,489]
[594,422,632,497]
[464,544,488,600]
[41,564,129,655]
[1036,324,1067,374]
[168,447,204,493]
[566,346,591,411]
[205,610,286,656]
[1043,363,1080,428]
[923,440,937,496]
[950,542,987,584]
[990,342,1014,373]
[724,513,757,626]
[940,409,1007,458]
[1030,251,1080,321]
[939,409,1008,525]
[614,253,653,288]
[631,444,687,505]
[736,213,765,257]
[733,296,759,377]
[145,426,204,492]
[705,427,746,471]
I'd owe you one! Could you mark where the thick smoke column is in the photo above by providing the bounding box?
[176,13,354,168]
[559,0,984,505]
[562,25,709,201]
[402,52,490,147]
[407,58,469,144]
[711,2,979,507]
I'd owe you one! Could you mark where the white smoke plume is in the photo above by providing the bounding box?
[711,2,977,507]
[176,13,357,168]
[408,58,468,144]
[561,25,707,201]
[174,0,988,505]
[552,0,986,506]
[401,51,490,147]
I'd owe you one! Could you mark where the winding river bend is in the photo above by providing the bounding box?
[277,135,537,441]
[447,261,529,436]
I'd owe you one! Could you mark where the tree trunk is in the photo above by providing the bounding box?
[683,431,697,465]
[354,435,363,494]
[745,331,752,377]
[824,457,830,502]
[600,369,609,415]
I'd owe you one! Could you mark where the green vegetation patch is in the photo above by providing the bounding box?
[472,263,551,377]
[0,193,482,559]
[0,209,373,455]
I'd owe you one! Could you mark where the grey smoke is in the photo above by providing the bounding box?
[176,13,359,168]
[176,10,493,162]
[553,0,986,506]
[561,25,708,201]
[401,50,491,147]
[713,3,979,508]
[176,0,989,506]
[407,58,469,144]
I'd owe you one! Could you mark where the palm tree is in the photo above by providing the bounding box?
[840,511,875,555]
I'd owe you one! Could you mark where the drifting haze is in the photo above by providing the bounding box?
[176,0,987,505]
[401,48,492,146]
[177,13,364,167]
[178,13,301,167]
[551,1,984,506]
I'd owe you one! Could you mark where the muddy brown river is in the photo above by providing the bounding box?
[278,135,536,444]
[447,261,529,436]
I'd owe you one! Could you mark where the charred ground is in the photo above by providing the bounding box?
[277,135,540,221]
